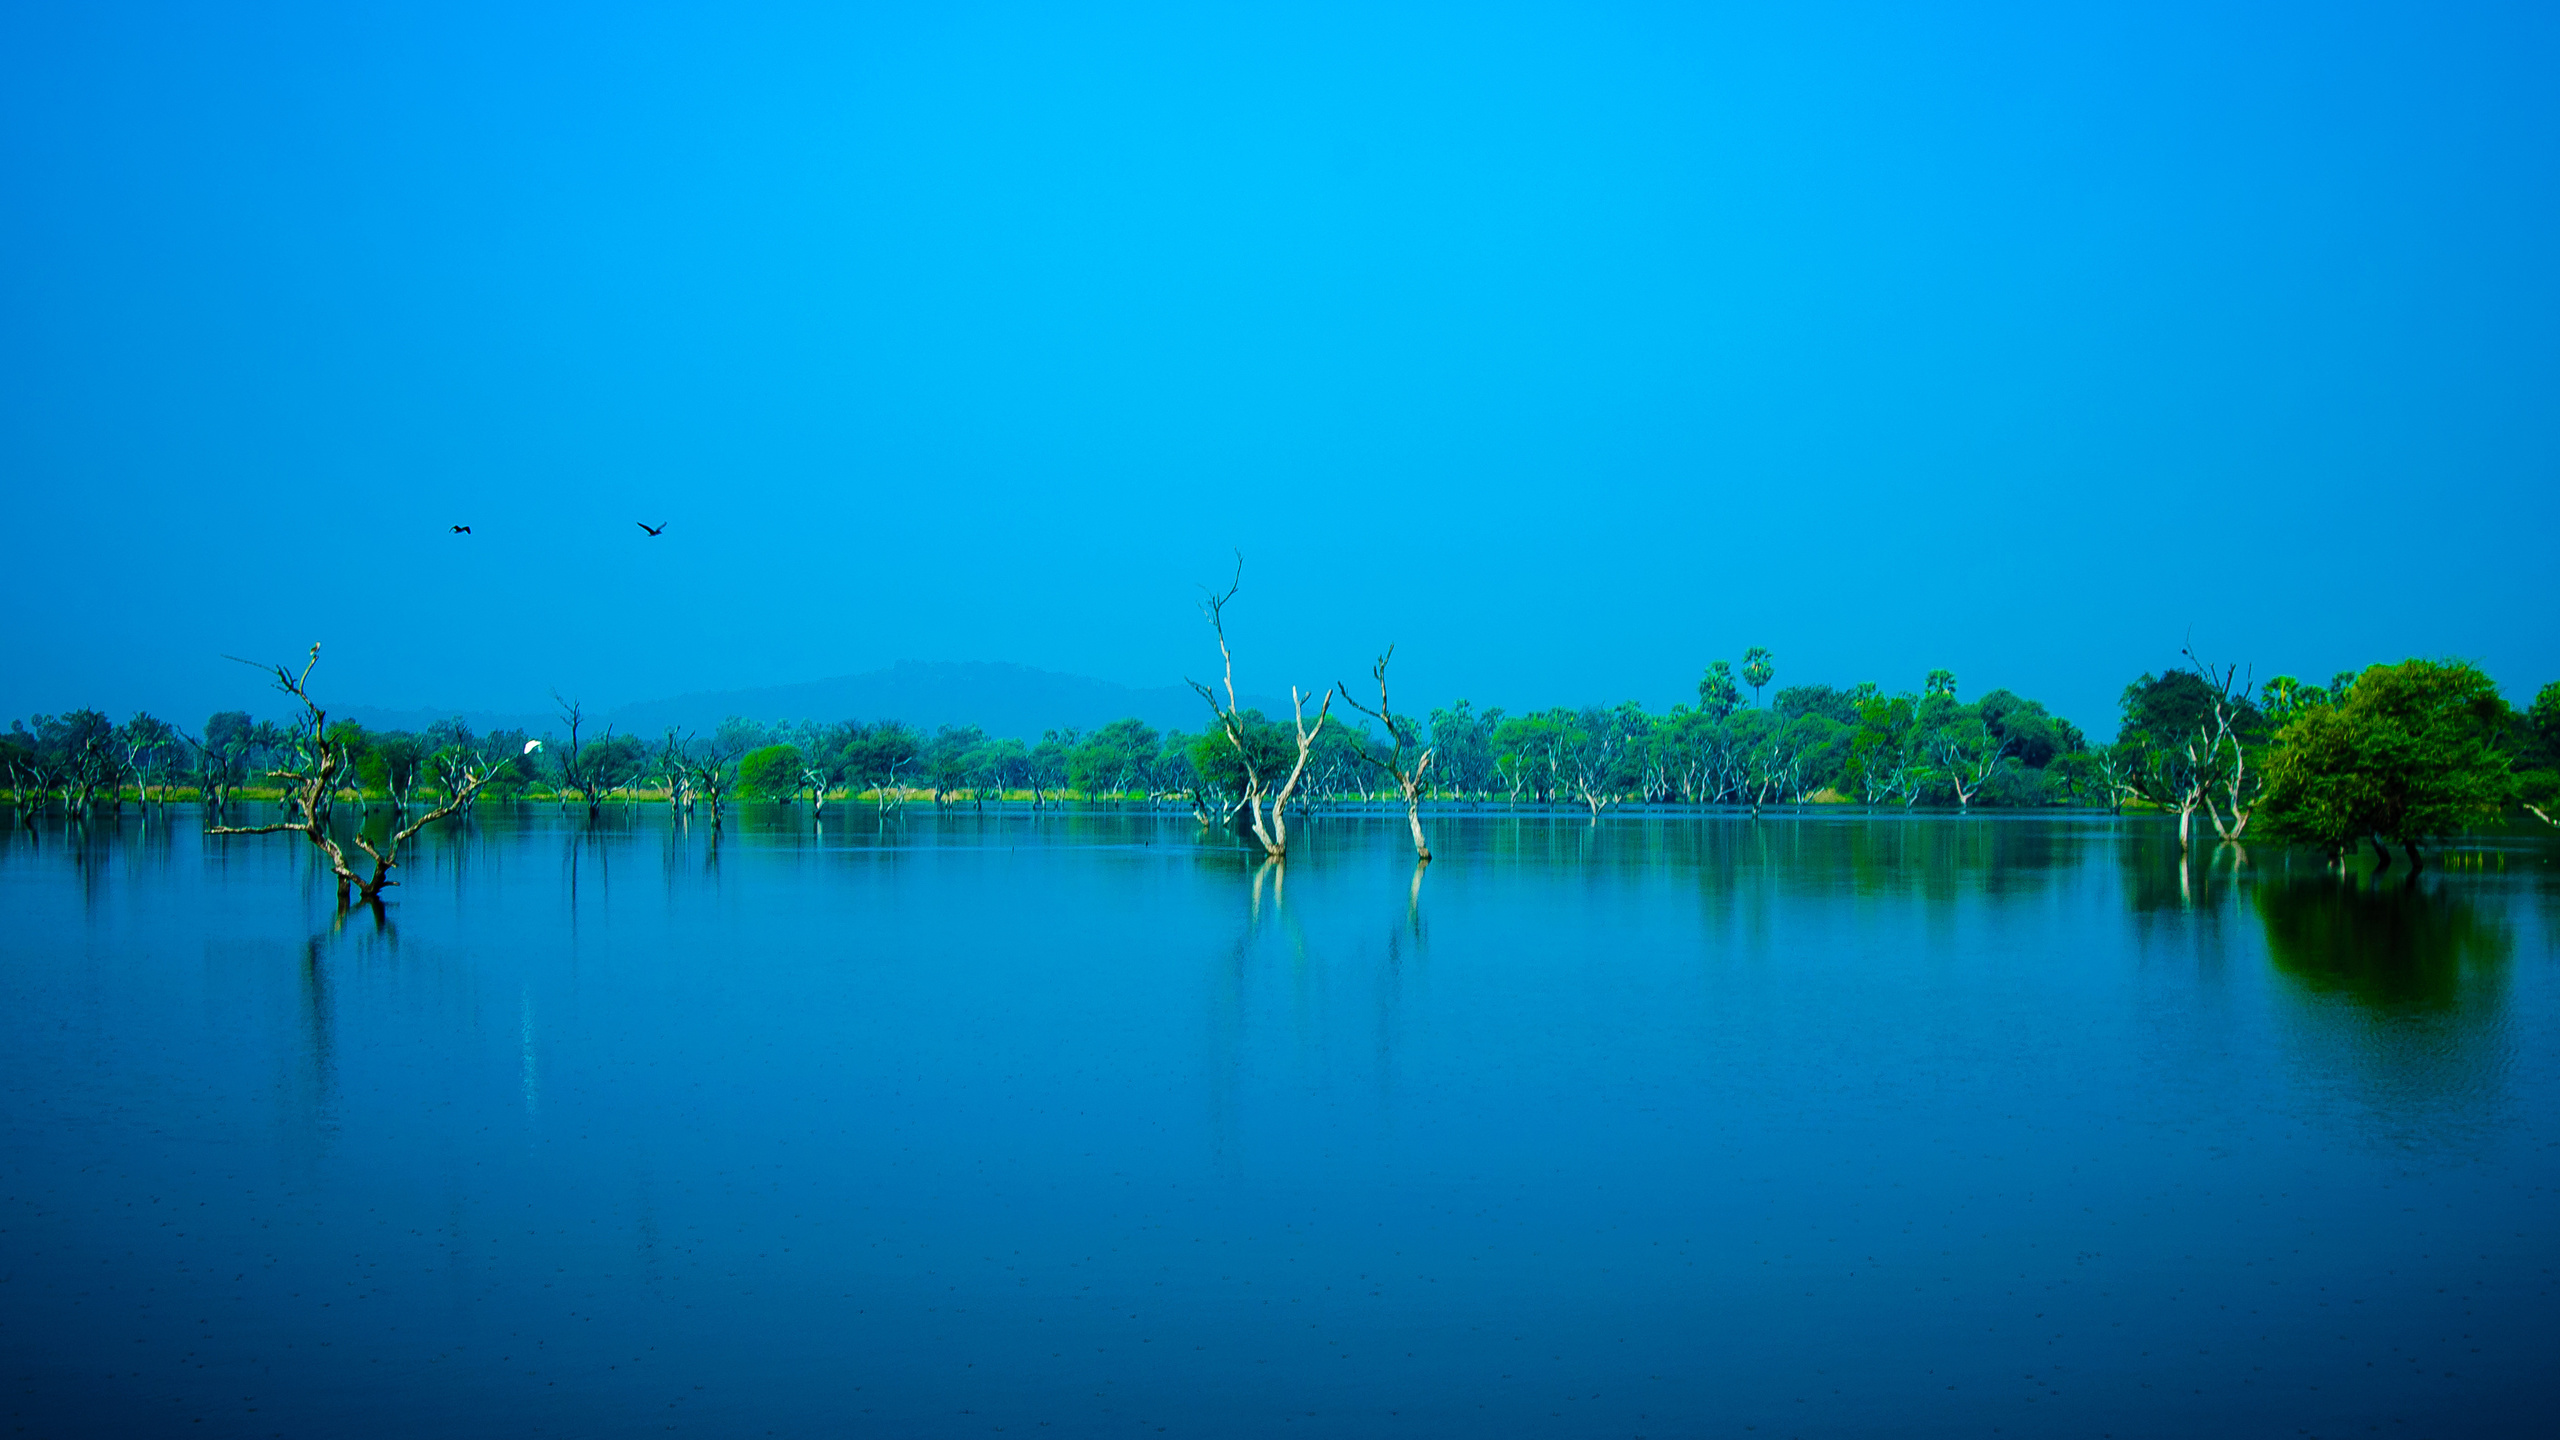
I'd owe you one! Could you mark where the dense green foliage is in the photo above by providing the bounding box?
[2258,660,2517,857]
[737,744,805,800]
[7,650,2554,857]
[2517,681,2560,827]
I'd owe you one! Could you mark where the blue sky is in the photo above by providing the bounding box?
[4,0,2555,738]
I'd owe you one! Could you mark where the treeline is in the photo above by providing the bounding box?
[2111,658,2560,866]
[9,652,2556,854]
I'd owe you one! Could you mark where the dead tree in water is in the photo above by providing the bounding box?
[649,731,694,814]
[1338,645,1435,862]
[2183,644,2264,845]
[687,738,742,824]
[207,646,509,908]
[548,695,606,818]
[1185,557,1331,860]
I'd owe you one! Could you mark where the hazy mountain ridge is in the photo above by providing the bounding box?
[341,660,1281,743]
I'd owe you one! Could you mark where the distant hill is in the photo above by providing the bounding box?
[343,661,1283,743]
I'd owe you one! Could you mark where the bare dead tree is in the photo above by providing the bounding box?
[1186,556,1332,860]
[2089,748,2136,815]
[1337,645,1436,862]
[687,738,743,824]
[1932,720,2014,810]
[63,733,114,819]
[2182,643,2264,844]
[801,755,834,819]
[1858,749,1914,807]
[181,724,250,814]
[207,646,509,908]
[8,752,67,825]
[547,694,615,819]
[2133,737,2209,852]
[650,730,692,814]
[869,751,914,814]
[120,714,179,808]
[433,734,524,812]
[1562,707,1639,822]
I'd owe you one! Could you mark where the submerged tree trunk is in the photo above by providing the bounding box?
[207,647,508,908]
[1191,559,1330,862]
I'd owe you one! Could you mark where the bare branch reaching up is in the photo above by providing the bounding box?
[207,646,508,908]
[1183,554,1331,859]
[1338,645,1435,862]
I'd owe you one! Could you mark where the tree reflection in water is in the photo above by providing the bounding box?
[2254,874,2510,1010]
[2254,872,2516,1153]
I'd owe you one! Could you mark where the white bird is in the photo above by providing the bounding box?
[523,740,544,755]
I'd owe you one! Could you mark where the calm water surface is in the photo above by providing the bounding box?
[3,808,2555,1438]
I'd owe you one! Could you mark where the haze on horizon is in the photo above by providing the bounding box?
[4,0,2556,739]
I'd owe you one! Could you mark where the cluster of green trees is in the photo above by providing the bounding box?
[10,651,2556,862]
[679,658,2095,822]
[2103,656,2559,866]
[0,706,550,818]
[0,652,2097,819]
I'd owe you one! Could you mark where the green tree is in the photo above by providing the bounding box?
[370,733,427,807]
[2261,675,2330,722]
[1844,693,1920,806]
[2259,659,2514,868]
[1695,662,1740,721]
[966,737,1028,805]
[1027,727,1077,807]
[1490,711,1567,802]
[738,744,805,801]
[2526,681,2560,761]
[1068,719,1160,798]
[1425,701,1504,796]
[118,712,181,805]
[925,725,986,805]
[2521,680,2560,827]
[1926,716,2012,809]
[1554,704,1647,818]
[1649,705,1728,802]
[1773,685,1860,725]
[325,719,372,780]
[2114,667,2269,849]
[1186,712,1291,811]
[1740,647,1775,706]
[194,710,259,809]
[582,734,646,801]
[843,722,921,808]
[1975,690,2081,769]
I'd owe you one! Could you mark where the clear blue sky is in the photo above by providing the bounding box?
[4,0,2555,738]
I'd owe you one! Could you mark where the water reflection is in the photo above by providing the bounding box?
[2253,873,2518,1156]
[2,803,2555,1438]
[2254,874,2511,1011]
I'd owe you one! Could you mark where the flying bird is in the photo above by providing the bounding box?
[637,522,666,536]
[451,525,471,534]
[522,740,544,755]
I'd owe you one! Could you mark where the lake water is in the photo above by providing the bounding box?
[3,807,2554,1438]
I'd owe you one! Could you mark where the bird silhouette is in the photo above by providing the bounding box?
[637,522,666,536]
[451,525,471,534]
